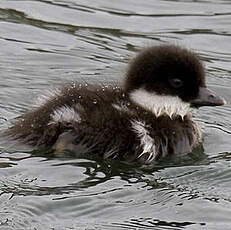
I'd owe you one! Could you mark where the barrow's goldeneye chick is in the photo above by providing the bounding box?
[5,45,226,164]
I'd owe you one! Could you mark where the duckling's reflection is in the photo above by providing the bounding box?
[25,143,206,196]
[0,140,207,198]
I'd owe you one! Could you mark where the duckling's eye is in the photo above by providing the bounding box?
[169,78,183,89]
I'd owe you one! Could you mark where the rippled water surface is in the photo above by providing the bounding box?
[0,0,231,229]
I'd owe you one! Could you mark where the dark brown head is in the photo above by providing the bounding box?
[125,45,226,109]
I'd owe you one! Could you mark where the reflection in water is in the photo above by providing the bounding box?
[0,145,212,201]
[0,0,231,229]
[0,154,163,196]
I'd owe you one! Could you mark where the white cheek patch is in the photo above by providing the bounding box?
[131,119,157,163]
[130,88,192,119]
[49,106,81,124]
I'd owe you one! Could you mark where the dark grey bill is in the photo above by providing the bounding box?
[190,87,226,107]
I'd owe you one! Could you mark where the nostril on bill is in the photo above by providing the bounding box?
[209,94,215,98]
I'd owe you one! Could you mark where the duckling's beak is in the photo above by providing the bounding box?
[190,87,226,107]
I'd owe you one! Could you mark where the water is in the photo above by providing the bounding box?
[0,0,231,229]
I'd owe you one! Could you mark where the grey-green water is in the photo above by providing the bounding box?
[0,0,231,229]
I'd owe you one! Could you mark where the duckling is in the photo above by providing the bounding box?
[5,45,226,164]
